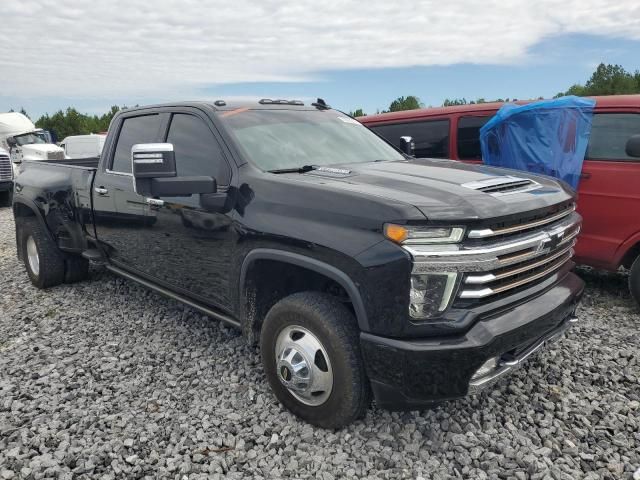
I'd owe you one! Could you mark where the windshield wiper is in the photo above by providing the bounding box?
[268,165,317,174]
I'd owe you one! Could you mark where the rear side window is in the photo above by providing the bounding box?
[371,120,450,158]
[457,116,491,159]
[166,114,231,184]
[111,114,162,173]
[587,113,640,161]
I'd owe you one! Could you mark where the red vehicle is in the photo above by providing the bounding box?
[360,95,640,304]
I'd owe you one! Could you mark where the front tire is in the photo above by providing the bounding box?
[20,218,65,289]
[260,292,371,429]
[630,255,640,307]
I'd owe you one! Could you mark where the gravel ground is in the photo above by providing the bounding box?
[0,207,638,480]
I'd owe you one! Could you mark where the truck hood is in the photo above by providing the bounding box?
[20,143,65,159]
[290,158,574,221]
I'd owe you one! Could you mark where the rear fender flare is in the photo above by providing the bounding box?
[12,198,54,259]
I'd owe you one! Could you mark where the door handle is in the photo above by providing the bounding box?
[94,187,109,195]
[146,198,165,207]
[580,172,592,180]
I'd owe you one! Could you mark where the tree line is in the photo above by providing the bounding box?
[8,63,640,138]
[34,106,125,142]
[348,62,640,117]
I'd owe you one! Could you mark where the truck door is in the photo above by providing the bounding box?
[93,112,164,268]
[576,111,640,269]
[133,111,235,311]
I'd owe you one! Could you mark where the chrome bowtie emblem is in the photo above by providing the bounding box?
[538,232,563,253]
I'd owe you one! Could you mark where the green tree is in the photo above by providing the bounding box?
[349,108,366,117]
[35,105,124,140]
[98,106,121,131]
[442,97,516,107]
[443,98,468,107]
[556,63,640,97]
[387,95,423,112]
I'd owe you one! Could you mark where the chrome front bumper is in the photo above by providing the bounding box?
[468,314,578,394]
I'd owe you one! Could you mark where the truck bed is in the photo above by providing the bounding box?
[16,160,97,248]
[37,156,100,168]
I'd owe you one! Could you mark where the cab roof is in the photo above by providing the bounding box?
[125,99,331,114]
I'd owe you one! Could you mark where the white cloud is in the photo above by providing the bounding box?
[1,0,639,98]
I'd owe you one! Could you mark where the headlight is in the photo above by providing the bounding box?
[384,224,464,244]
[409,272,458,319]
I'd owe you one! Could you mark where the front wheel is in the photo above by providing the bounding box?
[260,292,371,429]
[630,255,640,308]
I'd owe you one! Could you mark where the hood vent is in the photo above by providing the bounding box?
[462,176,541,196]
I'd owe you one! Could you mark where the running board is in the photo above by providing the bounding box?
[105,264,241,329]
[82,248,104,261]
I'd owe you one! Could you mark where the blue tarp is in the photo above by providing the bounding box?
[479,96,596,189]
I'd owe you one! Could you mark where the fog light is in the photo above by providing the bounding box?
[471,357,499,380]
[409,272,457,319]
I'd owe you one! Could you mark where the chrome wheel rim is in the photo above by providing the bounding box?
[26,236,40,276]
[275,325,333,406]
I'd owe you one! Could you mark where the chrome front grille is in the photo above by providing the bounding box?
[468,204,576,239]
[459,234,577,299]
[0,155,11,181]
[47,150,65,160]
[406,209,582,305]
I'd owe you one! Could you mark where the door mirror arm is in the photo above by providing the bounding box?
[200,189,231,213]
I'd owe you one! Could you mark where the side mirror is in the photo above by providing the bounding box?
[131,143,217,197]
[132,143,176,179]
[625,134,640,158]
[399,136,415,156]
[6,137,17,148]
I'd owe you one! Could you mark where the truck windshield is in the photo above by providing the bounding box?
[14,131,49,146]
[217,109,404,171]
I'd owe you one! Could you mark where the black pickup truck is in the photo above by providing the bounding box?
[12,100,584,428]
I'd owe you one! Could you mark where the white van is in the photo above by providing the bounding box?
[60,134,107,158]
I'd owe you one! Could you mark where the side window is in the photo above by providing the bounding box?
[166,114,231,184]
[111,114,162,173]
[371,120,450,158]
[457,116,491,159]
[587,113,640,161]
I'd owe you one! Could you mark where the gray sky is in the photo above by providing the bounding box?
[2,0,640,117]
